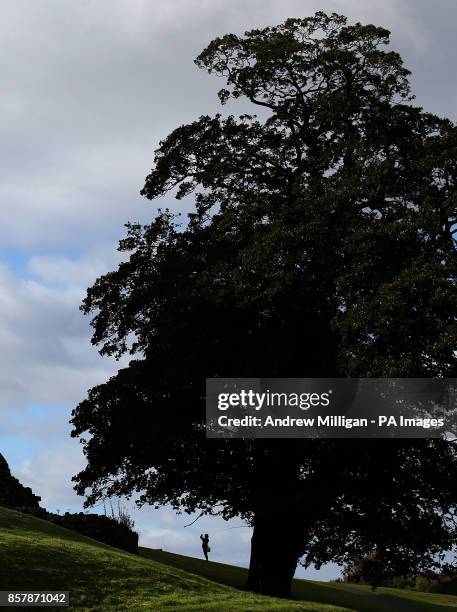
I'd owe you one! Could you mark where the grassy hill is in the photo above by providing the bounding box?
[141,548,457,612]
[2,505,456,611]
[0,506,348,611]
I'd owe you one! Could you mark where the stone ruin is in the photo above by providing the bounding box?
[0,453,41,509]
[0,452,138,554]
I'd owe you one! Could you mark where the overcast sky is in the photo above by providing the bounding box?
[1,0,456,580]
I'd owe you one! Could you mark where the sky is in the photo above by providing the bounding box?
[1,0,457,581]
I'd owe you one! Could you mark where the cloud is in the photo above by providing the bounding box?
[0,0,455,250]
[27,247,124,289]
[0,1,222,250]
[0,249,124,412]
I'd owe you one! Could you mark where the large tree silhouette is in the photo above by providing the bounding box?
[71,12,457,597]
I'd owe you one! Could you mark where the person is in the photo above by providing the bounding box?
[200,533,210,561]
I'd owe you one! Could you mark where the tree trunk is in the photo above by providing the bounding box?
[247,505,303,597]
[246,439,306,597]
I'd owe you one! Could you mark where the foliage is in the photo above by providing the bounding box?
[115,505,135,532]
[71,11,457,596]
[105,498,136,531]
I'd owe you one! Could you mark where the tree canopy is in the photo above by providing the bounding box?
[71,12,457,597]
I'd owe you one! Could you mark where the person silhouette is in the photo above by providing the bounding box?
[200,533,210,561]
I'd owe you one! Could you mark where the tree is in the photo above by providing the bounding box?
[71,12,457,597]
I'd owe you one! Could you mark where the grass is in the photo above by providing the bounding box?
[0,506,349,611]
[2,505,455,611]
[141,548,457,611]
